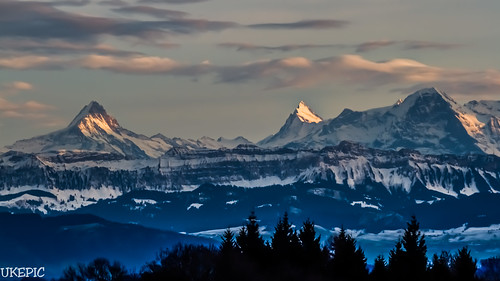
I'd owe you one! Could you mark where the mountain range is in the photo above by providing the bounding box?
[1,87,500,232]
[5,87,500,159]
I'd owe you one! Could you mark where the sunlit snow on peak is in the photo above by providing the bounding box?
[295,101,323,123]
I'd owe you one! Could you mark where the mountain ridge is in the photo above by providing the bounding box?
[261,87,500,155]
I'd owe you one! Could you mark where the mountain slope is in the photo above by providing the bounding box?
[260,88,500,155]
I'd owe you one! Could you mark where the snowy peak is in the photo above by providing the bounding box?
[294,101,323,123]
[402,87,455,108]
[68,101,120,133]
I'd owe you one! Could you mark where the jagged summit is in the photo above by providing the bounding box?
[294,101,323,123]
[67,101,120,130]
[408,87,457,105]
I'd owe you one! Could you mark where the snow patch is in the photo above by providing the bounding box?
[350,201,380,210]
[187,203,203,210]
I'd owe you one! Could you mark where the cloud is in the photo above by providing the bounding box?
[6,81,34,92]
[112,6,188,19]
[213,55,500,98]
[0,0,237,42]
[99,0,128,6]
[138,0,208,4]
[214,55,438,88]
[0,50,498,98]
[218,42,346,53]
[354,40,462,53]
[49,0,91,6]
[0,38,143,56]
[249,20,348,30]
[0,81,57,121]
[220,40,460,54]
[79,54,181,73]
[0,55,61,70]
[401,41,462,51]
[355,41,396,53]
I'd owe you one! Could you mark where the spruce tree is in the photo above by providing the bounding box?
[388,240,404,280]
[388,216,427,281]
[370,255,387,281]
[451,247,477,281]
[217,229,239,281]
[271,212,300,261]
[329,227,368,281]
[220,228,235,254]
[429,251,452,281]
[236,211,265,260]
[298,218,323,265]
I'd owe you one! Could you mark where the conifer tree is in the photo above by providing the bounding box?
[271,212,300,261]
[236,211,265,259]
[220,228,235,254]
[451,247,477,281]
[429,251,452,281]
[329,227,368,281]
[388,216,427,281]
[370,255,388,281]
[298,218,323,265]
[217,229,239,281]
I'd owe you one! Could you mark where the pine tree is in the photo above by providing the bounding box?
[329,227,368,281]
[298,218,323,265]
[388,216,427,281]
[236,211,265,259]
[370,255,387,281]
[271,212,300,261]
[429,251,452,281]
[220,228,235,254]
[451,247,477,281]
[217,229,239,281]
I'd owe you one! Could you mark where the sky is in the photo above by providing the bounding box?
[1,0,500,147]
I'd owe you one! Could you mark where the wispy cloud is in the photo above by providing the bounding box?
[112,5,189,19]
[0,50,498,98]
[355,40,462,53]
[219,40,460,54]
[212,55,500,98]
[49,0,91,7]
[249,20,348,30]
[355,41,396,53]
[0,38,143,56]
[401,41,462,51]
[0,0,237,42]
[138,0,208,4]
[0,81,59,123]
[218,42,346,53]
[99,0,128,6]
[0,55,62,70]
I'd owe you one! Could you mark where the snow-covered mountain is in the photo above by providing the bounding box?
[5,101,253,160]
[259,101,323,148]
[259,88,500,155]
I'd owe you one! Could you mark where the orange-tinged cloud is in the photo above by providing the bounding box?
[80,55,180,73]
[0,56,52,69]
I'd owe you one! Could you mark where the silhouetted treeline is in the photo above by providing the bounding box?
[56,213,500,281]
